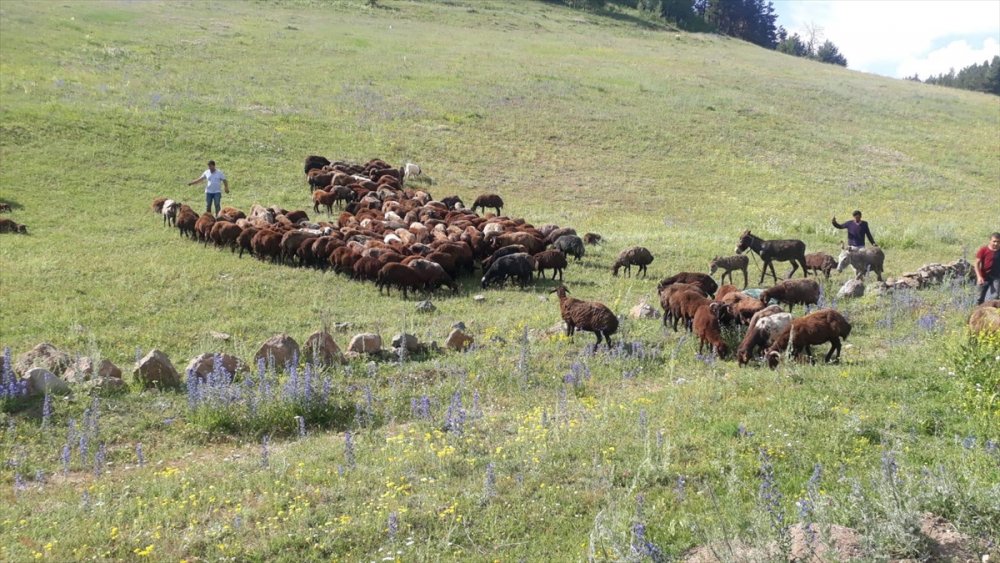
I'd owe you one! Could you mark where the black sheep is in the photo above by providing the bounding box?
[481,253,533,288]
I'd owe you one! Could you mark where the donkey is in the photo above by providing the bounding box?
[836,244,885,281]
[709,254,750,288]
[735,230,809,285]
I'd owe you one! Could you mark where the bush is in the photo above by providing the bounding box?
[948,331,1000,427]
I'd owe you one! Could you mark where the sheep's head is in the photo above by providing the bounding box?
[611,260,622,277]
[766,350,781,369]
[550,285,569,298]
[709,257,719,274]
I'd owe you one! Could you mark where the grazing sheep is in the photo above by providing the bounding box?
[715,284,739,301]
[194,213,216,244]
[692,302,729,358]
[553,235,586,261]
[709,254,749,288]
[804,252,837,279]
[0,202,12,213]
[175,209,198,239]
[376,263,423,298]
[836,245,885,281]
[736,309,791,366]
[152,196,168,214]
[304,155,331,175]
[766,308,852,368]
[717,292,766,325]
[545,227,577,245]
[969,301,1000,335]
[0,218,27,234]
[759,278,821,313]
[658,283,707,327]
[250,230,281,262]
[237,226,259,258]
[657,272,719,298]
[492,232,545,255]
[481,253,534,289]
[408,258,458,293]
[551,284,618,351]
[612,246,653,277]
[472,193,504,215]
[312,189,339,215]
[352,256,383,281]
[668,289,712,332]
[534,249,568,281]
[440,195,464,210]
[584,233,602,245]
[482,244,529,271]
[284,210,309,224]
[403,162,422,179]
[162,199,180,227]
[209,221,242,252]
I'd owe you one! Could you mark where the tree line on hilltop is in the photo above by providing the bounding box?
[905,56,1000,96]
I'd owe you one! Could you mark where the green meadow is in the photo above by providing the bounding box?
[1,1,998,560]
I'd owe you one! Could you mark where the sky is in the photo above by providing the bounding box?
[770,0,1000,79]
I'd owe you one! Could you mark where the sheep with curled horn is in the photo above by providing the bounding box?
[551,284,618,351]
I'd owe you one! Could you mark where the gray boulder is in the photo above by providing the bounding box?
[15,342,70,377]
[416,300,436,313]
[254,333,301,369]
[133,349,182,389]
[837,279,865,299]
[24,368,71,396]
[391,333,422,353]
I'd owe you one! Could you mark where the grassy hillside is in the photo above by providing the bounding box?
[1,1,998,561]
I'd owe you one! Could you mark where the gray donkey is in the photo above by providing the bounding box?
[836,244,885,281]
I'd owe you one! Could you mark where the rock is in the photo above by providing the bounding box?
[416,300,436,313]
[303,331,345,366]
[82,376,127,394]
[185,353,242,381]
[63,357,122,384]
[837,279,865,299]
[348,333,382,355]
[14,342,71,377]
[391,333,421,353]
[210,331,231,341]
[630,301,660,319]
[254,333,301,369]
[446,329,474,351]
[133,349,182,389]
[473,294,486,303]
[452,321,467,331]
[23,368,71,396]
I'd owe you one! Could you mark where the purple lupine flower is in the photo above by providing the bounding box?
[472,390,482,421]
[34,469,45,484]
[881,449,898,483]
[296,416,306,438]
[737,424,754,438]
[13,472,25,493]
[445,392,466,435]
[918,313,939,332]
[758,449,786,538]
[638,409,648,437]
[675,475,686,501]
[388,511,399,541]
[986,440,998,455]
[420,395,431,420]
[961,435,976,449]
[78,434,89,462]
[303,363,313,404]
[630,522,665,562]
[187,371,200,409]
[94,442,106,476]
[344,431,356,468]
[41,393,52,428]
[136,443,145,467]
[322,376,332,403]
[484,462,497,499]
[61,443,71,474]
[261,435,271,468]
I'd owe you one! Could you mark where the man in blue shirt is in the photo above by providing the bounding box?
[187,160,230,214]
[832,210,877,249]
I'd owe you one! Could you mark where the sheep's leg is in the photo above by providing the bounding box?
[825,338,841,363]
[640,265,647,278]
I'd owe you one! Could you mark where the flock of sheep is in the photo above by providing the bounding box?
[151,155,922,368]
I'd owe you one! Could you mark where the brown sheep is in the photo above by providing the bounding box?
[692,302,729,358]
[376,263,423,298]
[209,221,242,252]
[584,233,602,245]
[237,226,259,258]
[968,302,1000,335]
[715,284,740,301]
[408,259,459,293]
[534,249,568,281]
[612,246,654,278]
[194,213,216,244]
[805,252,837,279]
[284,210,309,224]
[250,230,282,263]
[669,290,712,332]
[551,285,618,351]
[766,309,852,368]
[658,283,707,327]
[280,230,317,264]
[0,218,27,234]
[759,278,821,313]
[0,202,13,213]
[472,193,504,216]
[312,189,338,215]
[330,246,360,274]
[544,227,577,245]
[717,292,766,325]
[176,209,198,239]
[491,232,544,255]
[657,272,719,298]
[352,256,382,281]
[152,196,168,214]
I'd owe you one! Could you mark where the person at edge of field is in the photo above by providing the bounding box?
[974,232,1000,305]
[832,209,877,249]
[187,160,229,214]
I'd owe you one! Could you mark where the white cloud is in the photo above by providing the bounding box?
[897,38,1000,79]
[774,0,1000,78]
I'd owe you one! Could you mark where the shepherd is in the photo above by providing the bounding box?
[832,210,877,249]
[187,160,230,214]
